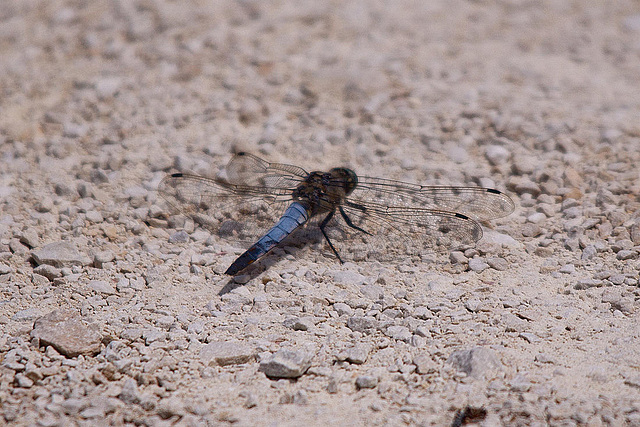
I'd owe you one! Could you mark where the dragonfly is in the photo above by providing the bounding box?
[159,152,514,275]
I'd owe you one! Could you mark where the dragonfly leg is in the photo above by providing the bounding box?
[338,206,371,236]
[319,210,344,263]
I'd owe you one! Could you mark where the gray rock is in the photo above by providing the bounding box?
[446,144,468,164]
[118,378,140,404]
[468,257,489,273]
[258,349,312,379]
[446,347,502,380]
[449,251,467,264]
[19,229,40,248]
[169,230,190,243]
[355,375,378,389]
[31,309,101,357]
[33,264,61,281]
[0,263,11,275]
[14,373,34,388]
[85,211,104,223]
[485,145,510,166]
[333,302,354,317]
[156,397,185,419]
[96,77,121,98]
[510,374,531,392]
[575,278,603,290]
[88,280,115,294]
[142,328,165,344]
[623,14,640,31]
[12,308,42,322]
[360,284,383,300]
[345,345,370,364]
[331,270,368,286]
[93,251,115,268]
[558,264,576,274]
[120,328,143,341]
[535,353,555,364]
[283,317,314,331]
[346,316,378,333]
[385,325,412,342]
[200,341,257,366]
[581,245,597,261]
[487,257,508,271]
[31,241,91,267]
[413,354,437,374]
[616,250,637,261]
[519,332,540,343]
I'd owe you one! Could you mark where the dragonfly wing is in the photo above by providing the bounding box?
[351,177,515,221]
[158,172,298,243]
[305,201,483,262]
[225,152,308,189]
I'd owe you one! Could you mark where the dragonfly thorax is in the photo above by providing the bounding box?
[292,168,358,216]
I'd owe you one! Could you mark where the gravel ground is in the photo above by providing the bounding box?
[2,1,640,426]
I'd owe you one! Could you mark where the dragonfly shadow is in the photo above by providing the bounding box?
[216,252,282,295]
[216,238,320,296]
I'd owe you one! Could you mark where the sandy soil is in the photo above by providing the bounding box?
[1,1,640,425]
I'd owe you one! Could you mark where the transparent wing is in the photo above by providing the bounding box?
[313,203,483,262]
[350,176,515,221]
[158,153,307,243]
[302,177,513,262]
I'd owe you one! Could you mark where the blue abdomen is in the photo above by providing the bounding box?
[225,202,309,275]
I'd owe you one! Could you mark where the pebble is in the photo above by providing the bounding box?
[355,375,378,390]
[575,279,603,290]
[344,345,370,364]
[510,374,531,392]
[14,373,34,388]
[616,250,636,261]
[449,251,467,264]
[0,263,11,275]
[384,325,412,342]
[347,316,378,333]
[118,378,140,404]
[521,223,542,237]
[33,264,62,281]
[333,302,354,317]
[558,264,576,274]
[31,241,92,267]
[623,14,640,31]
[85,211,104,223]
[330,270,369,286]
[413,354,437,374]
[360,284,384,300]
[93,250,115,268]
[168,230,190,243]
[446,347,502,380]
[519,332,540,343]
[283,317,314,331]
[486,257,508,271]
[156,397,185,419]
[527,212,547,224]
[12,308,42,322]
[95,77,122,98]
[30,309,101,357]
[19,229,40,248]
[88,280,115,294]
[200,341,257,366]
[258,349,313,379]
[535,353,555,364]
[581,245,597,261]
[484,145,510,166]
[468,257,489,273]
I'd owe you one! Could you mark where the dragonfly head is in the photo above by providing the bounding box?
[329,167,358,196]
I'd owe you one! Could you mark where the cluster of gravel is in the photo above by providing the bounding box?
[2,1,640,425]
